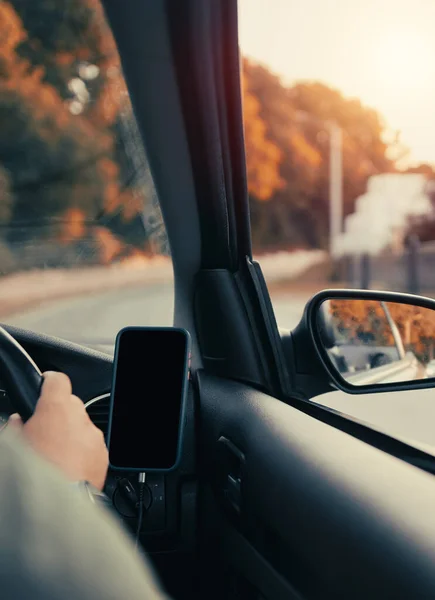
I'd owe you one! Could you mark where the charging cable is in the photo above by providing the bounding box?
[135,472,146,548]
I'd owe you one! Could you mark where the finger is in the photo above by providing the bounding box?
[39,371,72,406]
[7,413,23,431]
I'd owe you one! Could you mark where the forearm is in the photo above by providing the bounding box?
[0,427,168,600]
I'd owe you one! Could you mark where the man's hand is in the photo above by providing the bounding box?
[9,371,108,490]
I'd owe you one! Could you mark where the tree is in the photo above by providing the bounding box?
[242,73,284,202]
[242,59,395,251]
[329,299,435,364]
[329,299,395,346]
[0,3,113,239]
[11,0,133,138]
[387,302,435,363]
[0,0,156,267]
[0,2,399,266]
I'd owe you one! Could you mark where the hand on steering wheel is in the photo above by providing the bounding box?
[0,326,109,500]
[11,372,108,490]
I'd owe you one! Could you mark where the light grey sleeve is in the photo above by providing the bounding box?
[0,427,169,600]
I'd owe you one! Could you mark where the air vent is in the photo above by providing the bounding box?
[85,393,110,438]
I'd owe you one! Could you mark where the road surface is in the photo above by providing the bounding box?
[7,283,176,350]
[5,282,435,448]
[5,283,308,350]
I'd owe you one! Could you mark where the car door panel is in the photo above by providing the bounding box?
[197,371,435,599]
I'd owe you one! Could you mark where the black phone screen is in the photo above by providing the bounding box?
[108,328,189,470]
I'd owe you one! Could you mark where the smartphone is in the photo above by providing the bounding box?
[107,327,190,472]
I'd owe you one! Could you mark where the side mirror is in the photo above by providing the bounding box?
[284,289,435,399]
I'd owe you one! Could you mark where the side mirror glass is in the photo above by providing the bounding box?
[310,292,435,392]
[284,289,435,398]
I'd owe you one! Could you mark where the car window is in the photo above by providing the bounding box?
[239,0,435,321]
[238,0,435,441]
[0,1,173,353]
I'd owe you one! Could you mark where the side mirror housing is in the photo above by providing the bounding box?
[284,289,435,399]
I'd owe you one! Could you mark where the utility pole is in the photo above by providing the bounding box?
[328,121,343,258]
[294,112,343,258]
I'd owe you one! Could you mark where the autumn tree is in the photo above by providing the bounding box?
[242,60,395,251]
[291,82,393,243]
[0,1,398,269]
[10,0,123,126]
[329,299,435,364]
[386,302,435,363]
[242,73,284,202]
[329,299,396,347]
[10,0,155,241]
[244,59,323,249]
[0,0,160,268]
[0,2,115,257]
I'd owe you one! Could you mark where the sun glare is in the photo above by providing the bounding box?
[374,30,430,91]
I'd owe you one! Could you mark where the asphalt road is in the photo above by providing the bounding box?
[6,283,308,348]
[7,283,176,349]
[6,283,435,448]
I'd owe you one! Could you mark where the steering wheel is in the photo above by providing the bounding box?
[0,326,43,421]
[0,326,112,508]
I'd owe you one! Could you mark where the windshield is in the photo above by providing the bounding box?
[0,1,173,353]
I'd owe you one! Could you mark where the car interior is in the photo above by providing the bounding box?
[3,1,435,599]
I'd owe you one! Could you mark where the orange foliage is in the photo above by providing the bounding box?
[242,75,284,201]
[93,226,123,264]
[329,299,435,362]
[290,131,322,168]
[0,3,113,145]
[0,0,151,266]
[0,3,26,55]
[386,302,435,358]
[59,208,86,241]
[119,189,145,221]
[243,59,394,249]
[83,0,127,129]
[0,0,396,260]
[329,299,395,345]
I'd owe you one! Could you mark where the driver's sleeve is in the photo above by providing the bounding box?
[0,427,170,600]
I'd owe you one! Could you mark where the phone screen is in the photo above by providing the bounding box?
[108,328,189,471]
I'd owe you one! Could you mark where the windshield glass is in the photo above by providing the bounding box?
[239,0,435,323]
[0,1,173,353]
[239,0,435,445]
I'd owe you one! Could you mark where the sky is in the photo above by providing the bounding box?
[238,0,435,166]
